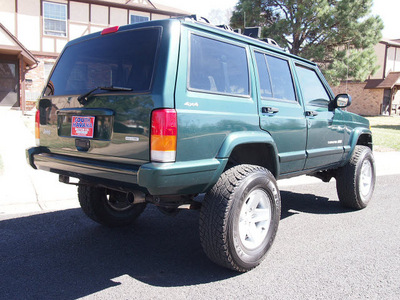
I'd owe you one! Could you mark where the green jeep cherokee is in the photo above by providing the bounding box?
[27,16,375,272]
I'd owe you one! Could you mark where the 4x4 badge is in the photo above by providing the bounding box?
[184,102,199,107]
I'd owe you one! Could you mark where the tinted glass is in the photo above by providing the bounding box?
[295,65,330,105]
[266,55,296,101]
[44,27,160,96]
[189,34,249,96]
[255,52,272,97]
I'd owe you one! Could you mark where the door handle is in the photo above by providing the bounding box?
[262,107,279,114]
[306,110,318,117]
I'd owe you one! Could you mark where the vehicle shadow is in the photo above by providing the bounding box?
[0,188,352,299]
[0,206,236,299]
[280,189,352,219]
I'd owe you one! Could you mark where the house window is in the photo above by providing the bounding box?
[43,1,67,37]
[130,15,149,24]
[44,62,54,79]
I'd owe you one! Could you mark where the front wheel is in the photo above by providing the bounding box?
[336,146,376,209]
[199,165,281,272]
[78,185,147,227]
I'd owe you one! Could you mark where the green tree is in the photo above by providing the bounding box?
[230,0,383,85]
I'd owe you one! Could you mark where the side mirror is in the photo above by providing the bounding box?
[333,93,351,108]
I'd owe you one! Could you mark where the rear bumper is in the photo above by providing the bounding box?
[26,147,226,195]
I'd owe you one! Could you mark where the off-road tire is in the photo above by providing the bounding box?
[199,164,281,272]
[78,185,146,227]
[336,145,376,209]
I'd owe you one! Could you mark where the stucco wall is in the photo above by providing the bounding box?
[332,82,383,116]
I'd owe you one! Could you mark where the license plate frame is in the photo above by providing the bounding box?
[71,116,95,138]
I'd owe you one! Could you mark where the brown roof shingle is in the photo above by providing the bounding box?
[365,72,400,89]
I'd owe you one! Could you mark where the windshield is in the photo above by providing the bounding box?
[44,27,161,96]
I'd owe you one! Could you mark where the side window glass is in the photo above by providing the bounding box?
[295,65,330,106]
[255,52,272,97]
[265,55,296,101]
[189,34,249,96]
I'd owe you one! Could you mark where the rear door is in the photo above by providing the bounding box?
[253,49,307,174]
[294,63,345,169]
[174,27,258,162]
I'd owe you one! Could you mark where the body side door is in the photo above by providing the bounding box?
[293,62,345,169]
[252,48,307,174]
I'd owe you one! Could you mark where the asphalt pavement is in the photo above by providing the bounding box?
[1,173,399,299]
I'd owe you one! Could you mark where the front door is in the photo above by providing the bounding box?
[294,64,345,170]
[0,60,19,107]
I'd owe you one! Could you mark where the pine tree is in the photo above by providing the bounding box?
[230,0,383,84]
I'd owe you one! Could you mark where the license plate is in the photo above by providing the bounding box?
[71,116,95,138]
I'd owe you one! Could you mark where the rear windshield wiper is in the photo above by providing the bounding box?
[77,86,133,105]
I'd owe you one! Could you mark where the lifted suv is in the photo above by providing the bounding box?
[27,17,375,272]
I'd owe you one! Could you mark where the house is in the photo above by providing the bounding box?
[0,0,189,112]
[332,38,400,116]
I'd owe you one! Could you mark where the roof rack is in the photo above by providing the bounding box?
[178,15,281,49]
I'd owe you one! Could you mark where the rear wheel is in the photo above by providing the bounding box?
[78,185,146,227]
[336,146,376,209]
[199,164,281,272]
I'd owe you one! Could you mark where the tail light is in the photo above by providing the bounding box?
[35,109,40,146]
[151,109,177,162]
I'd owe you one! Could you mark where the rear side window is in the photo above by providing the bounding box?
[44,27,161,96]
[255,51,296,101]
[189,34,249,96]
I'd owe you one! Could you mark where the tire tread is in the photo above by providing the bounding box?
[336,145,375,209]
[199,164,278,272]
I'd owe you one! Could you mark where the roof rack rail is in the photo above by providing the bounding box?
[241,26,281,48]
[216,24,234,32]
[180,14,211,24]
[262,38,280,48]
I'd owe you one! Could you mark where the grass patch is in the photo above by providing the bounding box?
[366,116,400,152]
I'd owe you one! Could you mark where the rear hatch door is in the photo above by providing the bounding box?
[38,26,162,164]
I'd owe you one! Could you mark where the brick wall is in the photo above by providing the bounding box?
[331,82,383,116]
[23,55,56,111]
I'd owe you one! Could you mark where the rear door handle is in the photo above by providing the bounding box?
[305,110,318,117]
[262,107,279,114]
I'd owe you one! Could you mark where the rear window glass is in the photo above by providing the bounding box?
[44,27,161,96]
[189,34,249,96]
